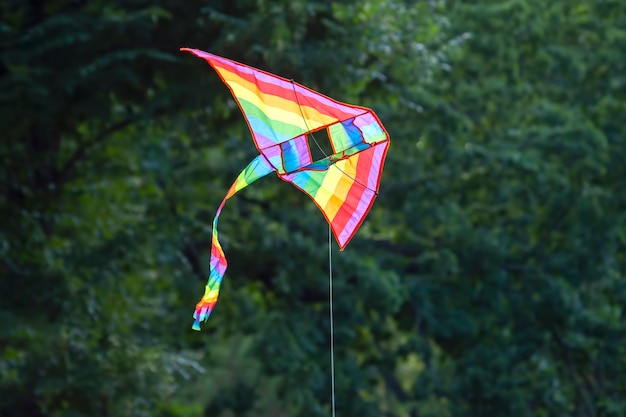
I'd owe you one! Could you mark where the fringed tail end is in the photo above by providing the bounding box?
[191,285,219,331]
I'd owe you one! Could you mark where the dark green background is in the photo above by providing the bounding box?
[2,1,625,416]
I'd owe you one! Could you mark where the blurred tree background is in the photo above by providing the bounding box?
[1,0,625,416]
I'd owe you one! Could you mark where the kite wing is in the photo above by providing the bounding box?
[182,48,390,330]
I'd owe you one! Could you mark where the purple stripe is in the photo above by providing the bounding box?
[293,136,311,166]
[337,188,376,246]
[367,142,388,191]
[212,262,226,277]
[254,132,278,149]
[262,144,282,159]
[261,145,283,172]
[210,253,223,267]
[298,93,365,121]
[353,113,376,129]
[200,51,364,117]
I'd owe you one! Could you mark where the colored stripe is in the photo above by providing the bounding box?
[282,136,311,173]
[354,113,387,144]
[216,69,339,133]
[323,173,355,221]
[337,189,376,246]
[261,145,285,173]
[328,119,363,152]
[241,103,304,142]
[206,54,364,120]
[320,158,358,221]
[332,150,374,245]
[287,170,317,195]
[235,91,309,133]
[367,141,388,191]
[293,136,311,168]
[328,122,349,151]
[313,165,345,210]
[192,155,274,330]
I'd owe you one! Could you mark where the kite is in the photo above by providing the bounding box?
[182,48,390,330]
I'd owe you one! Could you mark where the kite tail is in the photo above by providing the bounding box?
[192,207,226,330]
[192,155,274,330]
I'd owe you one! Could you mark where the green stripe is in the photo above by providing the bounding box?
[328,123,350,151]
[302,171,327,198]
[239,98,305,140]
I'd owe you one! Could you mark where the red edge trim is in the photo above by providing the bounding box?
[336,140,390,250]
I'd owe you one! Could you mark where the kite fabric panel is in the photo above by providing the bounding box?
[182,48,390,330]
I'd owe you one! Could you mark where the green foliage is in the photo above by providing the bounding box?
[377,0,626,415]
[1,0,625,416]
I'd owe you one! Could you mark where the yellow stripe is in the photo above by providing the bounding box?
[335,154,359,179]
[203,288,220,302]
[215,67,339,129]
[225,183,238,199]
[229,82,310,129]
[314,165,346,219]
[323,174,354,220]
[321,155,360,220]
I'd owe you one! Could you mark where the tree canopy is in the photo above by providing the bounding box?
[1,1,625,416]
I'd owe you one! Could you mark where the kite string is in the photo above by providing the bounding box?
[329,224,336,417]
[290,79,336,416]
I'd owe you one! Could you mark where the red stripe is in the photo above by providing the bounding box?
[207,58,363,122]
[330,148,376,243]
[211,246,227,267]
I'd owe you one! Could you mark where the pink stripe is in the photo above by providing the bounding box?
[353,113,377,129]
[254,132,277,150]
[212,262,226,276]
[293,136,311,166]
[190,49,364,118]
[262,144,282,159]
[337,189,376,245]
[210,257,226,273]
[367,142,388,191]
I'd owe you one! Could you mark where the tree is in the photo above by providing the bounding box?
[379,0,626,415]
[1,1,452,416]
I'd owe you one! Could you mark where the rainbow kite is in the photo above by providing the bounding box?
[182,48,390,330]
